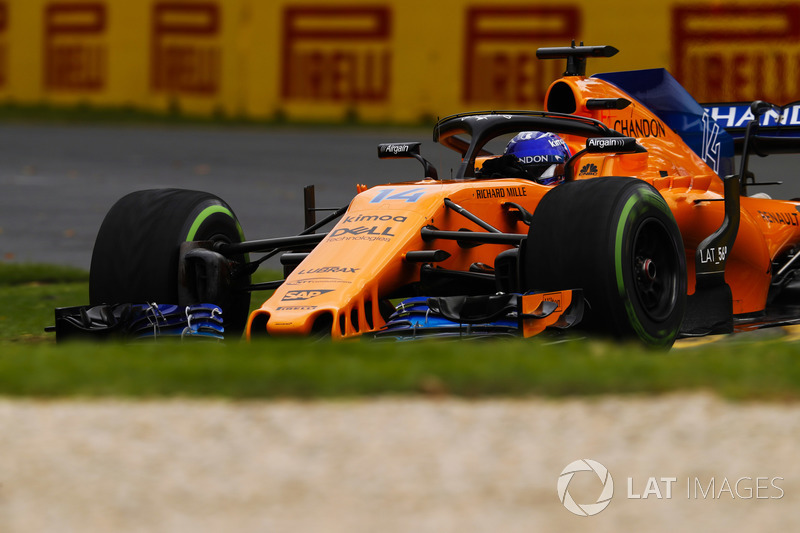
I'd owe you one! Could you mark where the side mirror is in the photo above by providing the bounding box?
[378,142,422,159]
[585,137,646,154]
[377,142,439,180]
[564,137,647,181]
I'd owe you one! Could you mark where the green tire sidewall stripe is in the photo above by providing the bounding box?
[185,205,244,242]
[614,188,679,346]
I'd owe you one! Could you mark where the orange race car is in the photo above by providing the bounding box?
[54,44,800,348]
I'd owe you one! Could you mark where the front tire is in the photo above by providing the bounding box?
[524,177,686,348]
[89,189,251,337]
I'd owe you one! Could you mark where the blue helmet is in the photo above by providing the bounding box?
[504,131,571,185]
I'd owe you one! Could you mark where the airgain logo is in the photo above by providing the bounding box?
[579,163,599,176]
[557,459,614,517]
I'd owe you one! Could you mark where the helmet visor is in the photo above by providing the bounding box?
[517,154,566,184]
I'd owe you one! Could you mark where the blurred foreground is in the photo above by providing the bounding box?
[0,395,796,532]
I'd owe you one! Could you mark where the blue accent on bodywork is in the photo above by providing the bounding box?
[704,102,800,137]
[376,296,520,339]
[593,69,735,177]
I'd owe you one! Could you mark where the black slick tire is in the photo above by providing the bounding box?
[524,177,686,348]
[89,188,251,337]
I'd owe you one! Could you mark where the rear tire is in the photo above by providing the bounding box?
[524,177,686,348]
[89,189,251,337]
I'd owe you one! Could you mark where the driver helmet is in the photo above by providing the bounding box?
[504,131,571,185]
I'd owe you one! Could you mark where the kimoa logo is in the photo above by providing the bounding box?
[557,459,614,517]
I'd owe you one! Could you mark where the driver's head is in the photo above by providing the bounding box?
[504,131,571,185]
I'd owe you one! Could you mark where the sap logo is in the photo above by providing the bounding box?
[281,289,333,301]
[579,163,599,176]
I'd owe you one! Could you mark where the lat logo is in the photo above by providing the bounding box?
[557,459,614,517]
[579,163,598,176]
[282,290,333,301]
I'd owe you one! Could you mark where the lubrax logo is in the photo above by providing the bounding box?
[281,290,333,301]
[297,266,359,274]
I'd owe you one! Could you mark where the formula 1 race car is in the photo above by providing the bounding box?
[55,44,800,348]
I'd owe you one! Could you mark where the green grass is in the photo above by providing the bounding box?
[0,263,89,286]
[0,337,799,400]
[2,262,800,400]
[0,263,90,342]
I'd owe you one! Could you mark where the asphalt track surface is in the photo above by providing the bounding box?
[0,123,457,269]
[1,122,798,270]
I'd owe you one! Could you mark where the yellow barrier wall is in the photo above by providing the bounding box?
[1,0,799,123]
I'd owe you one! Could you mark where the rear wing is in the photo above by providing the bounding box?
[704,102,800,154]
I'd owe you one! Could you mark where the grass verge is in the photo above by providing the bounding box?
[1,263,799,400]
[0,338,799,400]
[0,263,90,342]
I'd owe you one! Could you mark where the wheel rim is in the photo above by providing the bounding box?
[631,217,680,322]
